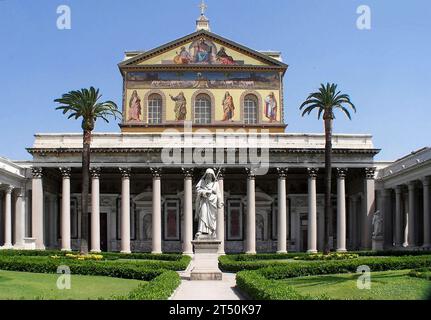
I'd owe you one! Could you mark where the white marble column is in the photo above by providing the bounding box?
[3,186,13,249]
[382,189,393,248]
[59,168,71,251]
[277,168,288,254]
[31,168,45,250]
[307,168,318,253]
[423,177,431,248]
[14,188,26,248]
[217,169,225,255]
[246,168,256,254]
[182,168,194,255]
[408,182,416,247]
[362,168,375,249]
[151,168,162,254]
[90,168,101,253]
[120,168,131,254]
[394,186,403,247]
[336,168,347,252]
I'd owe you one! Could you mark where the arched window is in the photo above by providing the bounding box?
[148,94,162,124]
[244,94,258,124]
[194,94,211,124]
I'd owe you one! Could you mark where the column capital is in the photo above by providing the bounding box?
[90,167,101,178]
[307,168,319,178]
[245,167,257,179]
[277,168,288,178]
[32,167,43,178]
[365,167,376,180]
[119,167,131,178]
[4,185,14,194]
[408,181,416,191]
[59,167,72,178]
[182,168,194,178]
[422,176,431,187]
[395,185,403,194]
[150,168,162,178]
[336,168,348,179]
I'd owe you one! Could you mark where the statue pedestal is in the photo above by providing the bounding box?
[191,237,222,281]
[372,236,384,251]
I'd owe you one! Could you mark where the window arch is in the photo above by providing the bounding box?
[243,94,258,124]
[193,93,212,124]
[148,93,162,124]
[240,91,262,124]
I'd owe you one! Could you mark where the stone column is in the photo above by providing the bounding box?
[362,168,376,249]
[394,186,403,247]
[277,168,288,254]
[59,168,72,252]
[120,168,131,254]
[182,168,194,256]
[217,169,225,255]
[3,186,13,248]
[151,168,162,254]
[423,177,431,248]
[408,182,416,247]
[31,167,45,250]
[307,168,318,253]
[336,168,347,252]
[14,188,26,248]
[90,168,101,253]
[246,168,256,254]
[382,189,393,248]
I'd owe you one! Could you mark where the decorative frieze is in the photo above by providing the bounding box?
[32,167,43,178]
[59,167,72,178]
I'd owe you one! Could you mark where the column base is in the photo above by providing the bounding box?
[0,244,13,250]
[183,251,194,257]
[61,248,72,252]
[336,248,347,253]
[120,250,131,254]
[90,249,101,253]
[277,250,288,254]
[151,251,163,255]
[245,251,256,255]
[307,249,318,254]
[421,244,431,250]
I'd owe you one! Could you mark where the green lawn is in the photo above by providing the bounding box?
[283,270,431,300]
[0,270,144,300]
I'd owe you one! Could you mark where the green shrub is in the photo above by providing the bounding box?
[294,253,359,261]
[409,268,431,280]
[115,271,181,300]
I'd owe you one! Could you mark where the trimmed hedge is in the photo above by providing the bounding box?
[0,250,191,271]
[115,271,181,300]
[0,255,182,300]
[236,255,431,300]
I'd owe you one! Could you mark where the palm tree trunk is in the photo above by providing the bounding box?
[324,118,333,254]
[80,129,91,254]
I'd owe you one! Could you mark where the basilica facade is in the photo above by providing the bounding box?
[0,14,429,254]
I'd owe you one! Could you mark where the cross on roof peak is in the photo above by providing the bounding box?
[199,0,208,16]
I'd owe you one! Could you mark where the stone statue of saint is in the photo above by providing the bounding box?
[170,92,187,121]
[195,169,223,239]
[372,210,383,238]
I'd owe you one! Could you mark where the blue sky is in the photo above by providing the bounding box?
[0,0,430,161]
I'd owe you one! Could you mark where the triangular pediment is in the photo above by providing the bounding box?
[119,30,287,69]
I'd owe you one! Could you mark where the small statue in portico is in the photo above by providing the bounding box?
[194,169,223,239]
[372,210,383,238]
[170,92,187,121]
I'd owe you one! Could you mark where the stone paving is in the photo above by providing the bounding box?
[170,266,245,300]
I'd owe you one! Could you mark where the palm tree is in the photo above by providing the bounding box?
[300,83,356,254]
[55,87,121,254]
